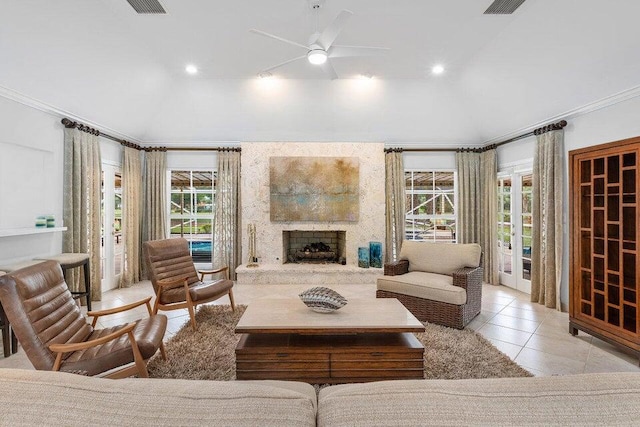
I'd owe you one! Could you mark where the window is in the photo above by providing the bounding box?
[169,170,216,263]
[405,171,456,242]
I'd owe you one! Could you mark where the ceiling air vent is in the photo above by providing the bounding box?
[483,0,526,14]
[126,0,166,14]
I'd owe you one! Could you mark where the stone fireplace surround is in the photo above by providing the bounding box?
[236,142,385,285]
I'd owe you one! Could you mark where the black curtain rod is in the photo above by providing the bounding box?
[493,119,568,149]
[384,119,568,153]
[61,118,240,152]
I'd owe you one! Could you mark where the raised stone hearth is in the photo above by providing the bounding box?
[236,263,382,285]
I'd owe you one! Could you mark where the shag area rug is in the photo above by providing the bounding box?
[147,304,532,381]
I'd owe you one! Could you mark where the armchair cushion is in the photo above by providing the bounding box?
[377,271,466,305]
[61,316,167,376]
[399,241,481,275]
[159,279,233,304]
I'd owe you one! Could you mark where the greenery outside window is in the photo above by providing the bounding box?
[405,171,456,243]
[169,170,216,263]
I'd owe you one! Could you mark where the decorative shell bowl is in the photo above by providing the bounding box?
[299,287,348,313]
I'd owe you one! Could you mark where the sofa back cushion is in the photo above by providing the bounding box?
[399,241,481,275]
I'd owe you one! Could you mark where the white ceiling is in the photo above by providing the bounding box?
[1,0,639,144]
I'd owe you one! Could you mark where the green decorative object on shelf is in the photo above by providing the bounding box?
[369,241,383,268]
[358,247,370,268]
[35,216,47,228]
[46,215,55,228]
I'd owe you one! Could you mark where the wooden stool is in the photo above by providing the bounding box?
[35,254,92,311]
[0,271,18,357]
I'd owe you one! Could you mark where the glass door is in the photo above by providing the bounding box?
[498,171,533,294]
[101,165,123,291]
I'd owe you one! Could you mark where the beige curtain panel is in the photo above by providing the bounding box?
[62,128,102,301]
[480,149,499,285]
[119,147,142,288]
[142,151,167,243]
[455,150,499,285]
[531,130,564,310]
[213,151,241,280]
[385,151,405,262]
[456,151,481,244]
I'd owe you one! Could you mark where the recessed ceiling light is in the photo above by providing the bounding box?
[185,64,198,75]
[432,64,445,75]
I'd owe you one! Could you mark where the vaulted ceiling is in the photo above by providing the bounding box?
[1,0,639,145]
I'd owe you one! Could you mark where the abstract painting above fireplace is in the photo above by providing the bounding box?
[269,157,359,222]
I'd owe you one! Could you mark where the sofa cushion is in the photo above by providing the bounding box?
[377,271,466,305]
[399,241,481,275]
[0,368,317,427]
[317,373,640,427]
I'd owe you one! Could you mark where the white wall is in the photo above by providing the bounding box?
[0,96,65,264]
[497,96,640,309]
[404,151,456,170]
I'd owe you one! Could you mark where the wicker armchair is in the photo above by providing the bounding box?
[376,241,483,329]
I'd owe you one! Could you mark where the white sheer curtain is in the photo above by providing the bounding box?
[119,147,142,288]
[385,150,405,262]
[62,128,102,301]
[213,150,241,279]
[531,130,564,309]
[456,149,499,284]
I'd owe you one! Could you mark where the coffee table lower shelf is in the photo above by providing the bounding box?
[235,332,424,384]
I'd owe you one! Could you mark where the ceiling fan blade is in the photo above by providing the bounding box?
[316,10,353,50]
[320,59,339,80]
[328,45,390,58]
[249,29,309,50]
[260,55,307,73]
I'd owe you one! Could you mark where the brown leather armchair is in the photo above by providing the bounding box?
[143,238,235,330]
[0,261,167,378]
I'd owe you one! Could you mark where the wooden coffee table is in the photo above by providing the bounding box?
[235,298,425,384]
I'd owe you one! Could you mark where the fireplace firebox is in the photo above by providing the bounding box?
[282,230,346,264]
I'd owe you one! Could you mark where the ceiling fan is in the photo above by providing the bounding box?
[250,3,389,79]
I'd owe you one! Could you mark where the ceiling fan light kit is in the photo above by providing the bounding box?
[307,49,328,65]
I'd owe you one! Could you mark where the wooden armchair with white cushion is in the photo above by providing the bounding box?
[376,241,483,329]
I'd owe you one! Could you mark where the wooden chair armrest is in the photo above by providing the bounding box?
[384,260,409,276]
[198,266,229,281]
[87,297,153,320]
[49,323,136,354]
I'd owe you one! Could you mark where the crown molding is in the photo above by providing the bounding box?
[0,85,141,143]
[483,84,640,145]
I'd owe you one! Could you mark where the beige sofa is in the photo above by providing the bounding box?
[1,369,640,426]
[377,241,483,328]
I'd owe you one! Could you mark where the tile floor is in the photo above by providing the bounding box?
[2,282,639,376]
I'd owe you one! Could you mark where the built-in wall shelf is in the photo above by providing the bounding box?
[0,227,67,238]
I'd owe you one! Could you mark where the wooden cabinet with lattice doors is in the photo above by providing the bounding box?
[570,136,640,362]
